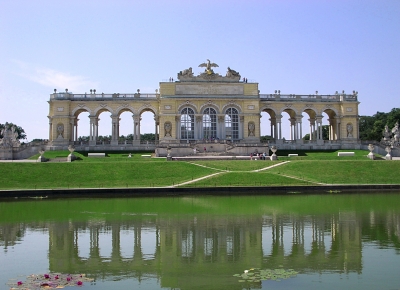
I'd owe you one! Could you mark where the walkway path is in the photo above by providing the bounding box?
[170,161,291,188]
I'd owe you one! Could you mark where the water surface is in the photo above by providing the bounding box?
[1,193,400,289]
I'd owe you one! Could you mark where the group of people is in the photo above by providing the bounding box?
[250,152,267,160]
[242,77,248,83]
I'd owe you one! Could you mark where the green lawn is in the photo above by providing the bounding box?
[180,171,309,187]
[189,160,283,171]
[0,162,216,189]
[267,160,400,184]
[2,150,400,190]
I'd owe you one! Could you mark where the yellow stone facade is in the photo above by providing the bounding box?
[48,75,359,149]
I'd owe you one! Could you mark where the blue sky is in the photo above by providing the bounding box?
[1,0,399,141]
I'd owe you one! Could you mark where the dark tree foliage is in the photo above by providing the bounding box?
[0,122,27,140]
[359,108,400,141]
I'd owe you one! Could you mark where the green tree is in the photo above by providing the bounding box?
[141,133,155,141]
[0,122,27,140]
[359,108,400,141]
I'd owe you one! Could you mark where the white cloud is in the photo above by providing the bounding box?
[12,60,98,93]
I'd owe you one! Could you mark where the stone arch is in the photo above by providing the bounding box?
[280,106,299,118]
[93,106,114,117]
[300,106,317,118]
[115,105,137,116]
[137,104,157,116]
[177,101,198,113]
[321,106,339,118]
[221,101,242,113]
[260,106,278,118]
[71,106,92,117]
[200,101,220,114]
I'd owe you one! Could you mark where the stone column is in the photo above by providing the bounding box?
[316,116,323,141]
[88,116,97,145]
[154,116,159,141]
[328,118,334,140]
[74,118,79,142]
[296,116,303,141]
[132,115,136,142]
[308,118,315,140]
[239,116,244,140]
[269,117,276,140]
[218,115,225,140]
[175,115,180,140]
[276,115,282,140]
[289,118,296,140]
[69,118,75,142]
[196,115,202,140]
[48,118,53,141]
[111,115,120,145]
[335,116,341,140]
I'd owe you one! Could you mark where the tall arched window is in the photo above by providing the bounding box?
[225,108,239,140]
[202,108,217,140]
[181,108,194,140]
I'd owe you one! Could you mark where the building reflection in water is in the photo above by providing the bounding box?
[2,210,400,289]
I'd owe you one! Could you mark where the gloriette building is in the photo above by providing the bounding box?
[47,60,360,155]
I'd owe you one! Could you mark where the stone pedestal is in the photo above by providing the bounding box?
[367,152,375,160]
[67,153,76,162]
[37,155,47,162]
[270,154,277,161]
[385,153,392,160]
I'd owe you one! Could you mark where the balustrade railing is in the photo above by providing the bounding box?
[51,93,158,100]
[259,94,357,102]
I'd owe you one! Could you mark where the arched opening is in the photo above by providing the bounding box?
[140,110,156,142]
[322,109,338,140]
[119,110,134,144]
[202,108,217,140]
[181,107,195,141]
[74,110,90,144]
[260,108,276,142]
[281,109,296,141]
[301,109,317,141]
[96,110,112,144]
[225,107,239,140]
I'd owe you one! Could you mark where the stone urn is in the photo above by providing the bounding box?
[37,149,46,162]
[270,145,278,161]
[367,144,375,160]
[67,145,77,162]
[385,146,392,160]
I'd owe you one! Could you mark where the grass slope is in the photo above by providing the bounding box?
[267,160,400,184]
[0,162,216,189]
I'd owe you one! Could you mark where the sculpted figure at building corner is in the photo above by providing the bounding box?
[226,67,240,78]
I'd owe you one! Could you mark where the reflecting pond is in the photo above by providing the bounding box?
[1,193,400,289]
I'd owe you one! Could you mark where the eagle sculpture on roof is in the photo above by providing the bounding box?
[199,59,219,75]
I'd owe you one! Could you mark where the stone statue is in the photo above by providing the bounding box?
[226,67,240,78]
[0,125,21,148]
[248,122,255,137]
[199,59,219,75]
[383,125,391,141]
[164,122,172,137]
[391,122,400,143]
[178,67,193,77]
[346,123,353,138]
[57,124,64,138]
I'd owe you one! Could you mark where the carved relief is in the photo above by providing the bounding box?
[57,123,64,139]
[164,122,172,137]
[248,122,255,137]
[346,123,353,138]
